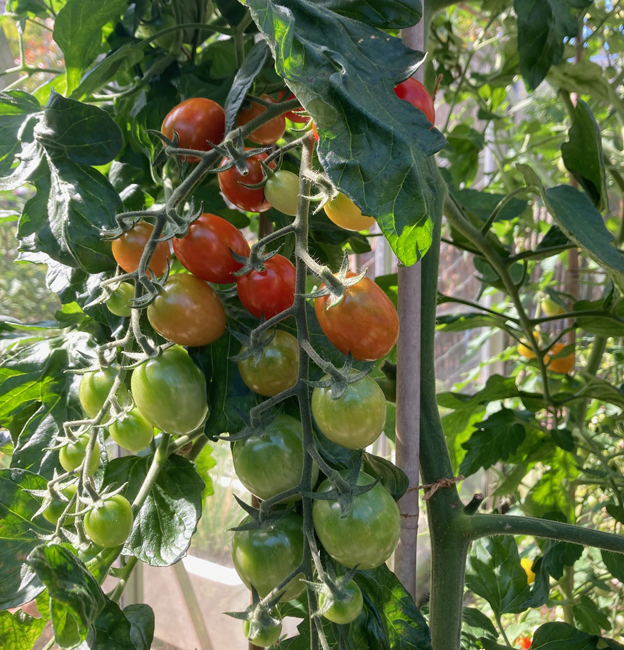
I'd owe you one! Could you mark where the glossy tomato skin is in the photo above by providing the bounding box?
[173,213,250,284]
[547,343,575,374]
[79,369,130,418]
[541,298,565,317]
[161,98,226,162]
[324,193,375,232]
[84,494,134,548]
[243,618,282,647]
[43,484,77,525]
[59,435,101,476]
[264,170,300,216]
[147,274,226,347]
[516,637,532,650]
[236,255,296,320]
[218,150,274,213]
[315,275,399,361]
[232,512,305,601]
[238,330,299,397]
[131,345,208,435]
[312,373,386,449]
[112,222,171,278]
[109,407,154,452]
[232,414,318,502]
[236,95,286,145]
[394,78,435,124]
[313,471,400,569]
[106,282,134,317]
[518,332,540,360]
[319,580,363,624]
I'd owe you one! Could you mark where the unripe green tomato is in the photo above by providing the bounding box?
[587,495,599,509]
[79,369,129,418]
[59,435,101,476]
[557,157,568,174]
[264,170,300,216]
[43,484,77,525]
[136,13,177,50]
[109,407,154,452]
[84,494,134,548]
[616,614,624,627]
[106,282,134,317]
[319,580,364,624]
[243,617,282,647]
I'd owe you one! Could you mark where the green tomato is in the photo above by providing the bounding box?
[79,369,130,418]
[59,435,101,476]
[243,616,282,647]
[42,484,77,525]
[313,471,400,570]
[319,580,363,624]
[312,373,386,449]
[232,512,305,602]
[84,494,134,548]
[264,170,300,217]
[131,346,208,435]
[238,330,299,397]
[109,407,154,452]
[232,414,318,502]
[136,12,177,50]
[106,282,134,317]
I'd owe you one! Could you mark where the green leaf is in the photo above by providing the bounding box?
[574,299,624,337]
[0,91,40,176]
[601,550,624,583]
[449,185,527,223]
[532,622,624,650]
[53,0,130,94]
[514,0,591,90]
[561,100,607,210]
[362,452,409,501]
[0,610,46,649]
[579,376,624,410]
[123,603,155,650]
[441,125,484,187]
[573,595,611,635]
[524,468,576,523]
[536,225,570,254]
[248,0,446,265]
[462,608,498,639]
[314,0,422,28]
[436,312,510,332]
[131,95,178,164]
[193,444,216,500]
[543,540,583,580]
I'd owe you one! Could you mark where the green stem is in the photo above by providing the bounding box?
[496,614,513,647]
[109,556,139,603]
[132,433,171,514]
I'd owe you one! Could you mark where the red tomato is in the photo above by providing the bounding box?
[236,254,296,319]
[161,98,226,163]
[394,78,435,125]
[315,274,399,361]
[311,121,319,142]
[218,149,275,213]
[173,213,250,284]
[112,221,171,277]
[236,95,286,145]
[278,91,310,124]
[516,637,532,650]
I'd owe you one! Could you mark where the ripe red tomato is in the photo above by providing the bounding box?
[111,222,171,278]
[161,98,226,162]
[147,274,226,347]
[394,77,435,125]
[315,274,399,361]
[516,637,532,650]
[236,94,286,145]
[278,91,310,124]
[311,121,319,142]
[236,254,296,319]
[173,213,250,284]
[218,149,274,213]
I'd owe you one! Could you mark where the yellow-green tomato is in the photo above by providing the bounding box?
[232,414,318,502]
[106,282,134,317]
[264,170,300,216]
[79,369,129,418]
[42,484,77,525]
[541,297,565,317]
[312,373,386,449]
[59,435,101,476]
[324,193,375,232]
[243,616,282,647]
[109,407,154,452]
[84,494,134,548]
[319,580,364,624]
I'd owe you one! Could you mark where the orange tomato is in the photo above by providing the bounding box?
[547,342,575,374]
[517,331,540,360]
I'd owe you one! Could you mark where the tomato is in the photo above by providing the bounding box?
[319,580,363,624]
[516,636,532,650]
[42,484,77,525]
[161,98,226,162]
[264,170,300,217]
[231,512,305,601]
[172,213,250,284]
[59,435,100,476]
[232,414,318,502]
[313,471,400,569]
[312,373,386,449]
[236,95,286,145]
[278,91,310,124]
[131,345,208,435]
[106,282,134,317]
[394,77,435,124]
[324,193,375,232]
[146,274,226,347]
[520,557,535,584]
[243,616,282,647]
[79,369,129,418]
[84,494,134,548]
[311,121,319,142]
[315,275,399,361]
[517,331,540,360]
[541,297,565,317]
[547,342,575,374]
[109,407,153,452]
[111,222,171,278]
[236,255,296,319]
[218,149,274,213]
[136,12,176,50]
[238,330,299,397]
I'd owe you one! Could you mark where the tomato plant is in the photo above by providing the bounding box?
[547,343,575,374]
[218,149,275,212]
[83,494,134,548]
[59,435,100,476]
[79,368,129,418]
[236,95,286,145]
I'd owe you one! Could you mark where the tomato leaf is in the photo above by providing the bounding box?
[531,622,624,650]
[0,610,47,649]
[573,595,612,636]
[314,0,422,29]
[0,90,40,175]
[362,453,409,501]
[600,550,624,583]
[543,540,583,580]
[462,608,498,639]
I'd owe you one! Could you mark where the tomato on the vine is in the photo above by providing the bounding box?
[109,407,154,452]
[236,95,286,145]
[517,331,540,360]
[319,580,364,624]
[172,213,250,284]
[315,275,399,361]
[232,414,318,502]
[131,345,208,435]
[541,297,565,317]
[111,221,171,278]
[243,617,282,647]
[161,98,226,162]
[324,192,375,232]
[236,254,296,320]
[106,282,134,317]
[59,435,100,476]
[520,557,536,584]
[218,149,275,213]
[313,471,400,569]
[264,170,300,216]
[146,273,226,347]
[547,343,575,374]
[238,330,299,397]
[42,484,77,525]
[231,512,305,601]
[394,77,435,124]
[312,373,386,449]
[516,637,532,650]
[79,368,129,418]
[84,494,134,548]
